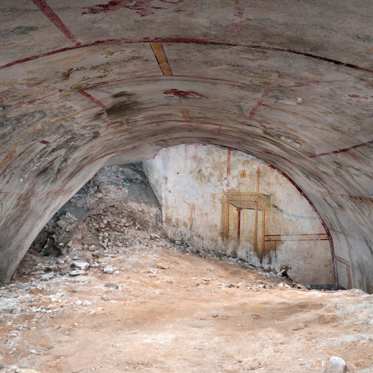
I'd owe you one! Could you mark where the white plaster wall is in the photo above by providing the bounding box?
[144,144,334,285]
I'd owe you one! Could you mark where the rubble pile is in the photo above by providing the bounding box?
[16,163,162,279]
[28,163,160,258]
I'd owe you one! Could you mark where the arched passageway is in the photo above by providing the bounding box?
[0,1,372,291]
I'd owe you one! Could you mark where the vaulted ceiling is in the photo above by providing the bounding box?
[0,1,372,290]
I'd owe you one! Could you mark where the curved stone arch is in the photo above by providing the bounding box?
[0,97,369,289]
[0,3,372,290]
[1,37,372,73]
[0,128,335,286]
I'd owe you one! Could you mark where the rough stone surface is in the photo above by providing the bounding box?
[0,1,372,292]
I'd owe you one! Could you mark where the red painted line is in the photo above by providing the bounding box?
[32,0,80,46]
[164,88,206,98]
[265,238,329,242]
[1,37,373,73]
[247,99,263,120]
[247,85,272,120]
[310,139,373,158]
[0,46,76,69]
[265,233,328,237]
[226,148,232,176]
[237,207,242,241]
[78,89,106,109]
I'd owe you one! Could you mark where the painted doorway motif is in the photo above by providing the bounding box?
[222,191,271,257]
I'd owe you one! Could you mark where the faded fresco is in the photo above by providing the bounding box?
[144,144,334,286]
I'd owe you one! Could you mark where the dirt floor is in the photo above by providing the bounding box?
[1,240,373,373]
[1,165,373,373]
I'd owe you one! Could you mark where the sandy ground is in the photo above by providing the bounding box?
[1,165,373,373]
[1,242,373,373]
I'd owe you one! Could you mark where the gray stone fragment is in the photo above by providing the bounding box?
[104,283,119,289]
[0,297,18,314]
[69,270,84,277]
[40,273,54,281]
[103,265,114,274]
[71,260,90,271]
[324,356,347,373]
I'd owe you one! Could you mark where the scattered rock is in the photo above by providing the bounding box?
[40,273,55,281]
[278,282,291,289]
[324,356,347,373]
[150,233,160,240]
[71,260,90,271]
[226,283,238,288]
[69,270,85,277]
[75,300,92,307]
[0,298,18,314]
[104,283,119,289]
[103,265,114,274]
[0,367,40,373]
[278,265,291,278]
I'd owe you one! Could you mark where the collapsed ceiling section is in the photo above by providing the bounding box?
[0,0,372,290]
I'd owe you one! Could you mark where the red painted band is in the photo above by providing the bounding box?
[1,37,373,73]
[78,89,107,109]
[32,0,80,45]
[310,139,373,158]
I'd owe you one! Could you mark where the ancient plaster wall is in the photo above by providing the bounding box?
[144,144,334,286]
